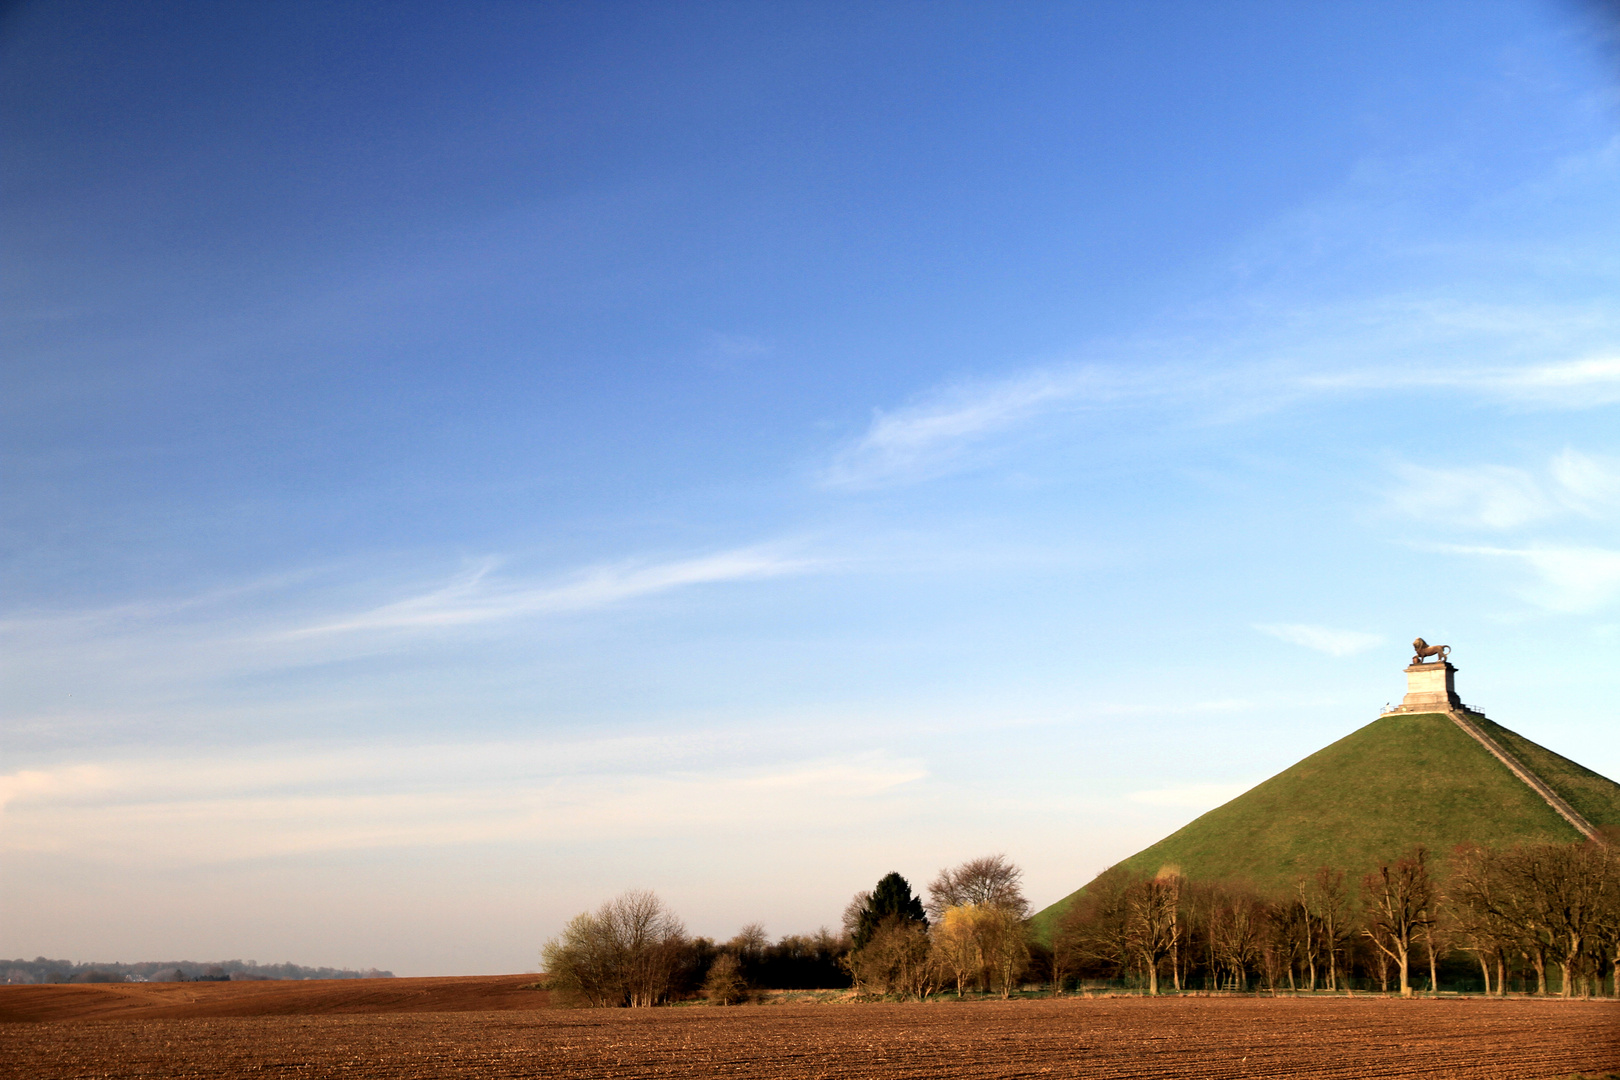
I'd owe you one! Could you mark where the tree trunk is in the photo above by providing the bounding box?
[1398,949,1410,997]
[1477,954,1491,994]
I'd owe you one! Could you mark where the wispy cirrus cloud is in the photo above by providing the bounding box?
[1254,623,1385,656]
[289,546,821,637]
[0,739,926,865]
[1388,464,1558,530]
[0,544,828,731]
[821,332,1620,492]
[1306,354,1620,406]
[1435,543,1620,613]
[821,366,1136,489]
[1388,448,1620,530]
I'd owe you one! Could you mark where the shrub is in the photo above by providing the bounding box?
[702,953,748,1005]
[541,890,686,1007]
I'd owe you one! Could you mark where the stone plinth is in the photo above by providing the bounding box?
[1385,661,1463,714]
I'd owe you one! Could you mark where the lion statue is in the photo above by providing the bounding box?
[1412,637,1451,664]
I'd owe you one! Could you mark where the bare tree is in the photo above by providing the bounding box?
[842,891,872,940]
[702,953,747,1005]
[541,889,687,1008]
[1207,884,1265,991]
[726,921,769,983]
[1448,845,1515,994]
[1502,843,1615,997]
[1048,911,1081,994]
[1124,874,1181,995]
[542,910,626,1007]
[980,904,1031,997]
[1361,847,1434,997]
[615,890,688,1007]
[845,918,935,999]
[931,902,1030,998]
[1289,877,1316,991]
[1063,868,1134,982]
[1308,867,1350,992]
[931,906,982,996]
[927,855,1031,920]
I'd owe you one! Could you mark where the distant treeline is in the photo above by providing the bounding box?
[1051,840,1619,998]
[543,843,1620,1007]
[540,855,1036,1006]
[2,958,393,984]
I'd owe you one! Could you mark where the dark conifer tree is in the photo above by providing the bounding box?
[854,872,928,948]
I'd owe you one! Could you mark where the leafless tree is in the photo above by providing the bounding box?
[1206,883,1265,991]
[1124,874,1182,995]
[702,953,747,1005]
[1361,847,1435,997]
[1062,867,1133,981]
[541,889,687,1008]
[981,904,1032,997]
[1307,867,1350,991]
[1287,877,1316,991]
[930,902,1029,998]
[1448,845,1515,994]
[845,918,936,999]
[1502,843,1616,997]
[1048,910,1081,993]
[927,855,1031,920]
[726,921,769,982]
[842,891,872,939]
[931,906,981,996]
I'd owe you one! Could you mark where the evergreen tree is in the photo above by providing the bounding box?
[853,872,928,948]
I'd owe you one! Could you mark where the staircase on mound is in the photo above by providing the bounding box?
[1382,655,1602,842]
[1032,654,1619,933]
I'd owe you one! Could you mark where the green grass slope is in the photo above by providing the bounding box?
[1475,716,1620,830]
[1032,712,1611,935]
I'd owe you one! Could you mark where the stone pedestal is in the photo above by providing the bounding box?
[1385,661,1462,714]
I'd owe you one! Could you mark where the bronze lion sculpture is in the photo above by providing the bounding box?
[1412,637,1451,664]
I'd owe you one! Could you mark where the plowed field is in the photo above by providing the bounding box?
[0,974,547,1023]
[2,985,1616,1080]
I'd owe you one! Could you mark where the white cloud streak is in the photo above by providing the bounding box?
[0,740,927,866]
[1437,543,1620,613]
[823,346,1620,492]
[822,367,1134,488]
[1388,464,1558,530]
[1550,447,1620,513]
[1301,355,1620,406]
[289,546,820,637]
[1388,449,1620,530]
[1253,623,1385,657]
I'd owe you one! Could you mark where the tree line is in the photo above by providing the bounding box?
[1053,839,1620,998]
[1,957,393,985]
[541,855,1040,1006]
[540,839,1620,1006]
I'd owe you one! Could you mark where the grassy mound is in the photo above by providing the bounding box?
[1475,716,1620,829]
[1032,712,1616,935]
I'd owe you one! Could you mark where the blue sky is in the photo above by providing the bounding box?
[5,1,1620,976]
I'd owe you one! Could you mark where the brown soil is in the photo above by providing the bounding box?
[1,988,1615,1079]
[0,974,548,1023]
